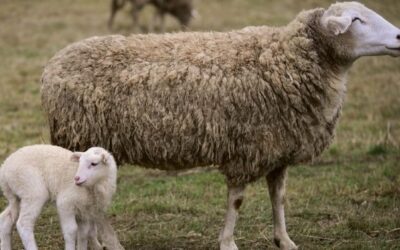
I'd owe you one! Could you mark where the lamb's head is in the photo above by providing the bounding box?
[320,1,400,59]
[71,147,117,187]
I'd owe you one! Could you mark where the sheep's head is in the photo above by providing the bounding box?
[321,1,400,59]
[71,147,116,187]
[171,0,195,27]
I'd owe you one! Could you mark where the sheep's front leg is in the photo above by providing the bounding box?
[108,0,122,29]
[57,201,78,250]
[266,166,297,250]
[97,216,125,250]
[77,219,90,250]
[219,185,245,250]
[131,3,145,32]
[89,221,103,250]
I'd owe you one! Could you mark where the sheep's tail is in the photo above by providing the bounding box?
[0,166,19,208]
[0,177,19,247]
[0,182,19,211]
[0,166,5,197]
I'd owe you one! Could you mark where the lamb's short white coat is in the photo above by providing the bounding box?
[0,145,122,250]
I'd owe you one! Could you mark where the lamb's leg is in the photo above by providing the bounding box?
[219,185,245,250]
[57,201,78,250]
[97,216,125,250]
[0,190,19,250]
[266,166,297,250]
[77,219,90,250]
[88,221,103,250]
[16,197,47,250]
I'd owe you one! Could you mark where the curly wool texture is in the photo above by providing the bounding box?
[42,8,348,185]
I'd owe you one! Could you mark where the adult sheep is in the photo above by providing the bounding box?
[41,2,400,249]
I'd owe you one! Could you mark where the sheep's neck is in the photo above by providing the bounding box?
[88,177,116,212]
[256,11,349,163]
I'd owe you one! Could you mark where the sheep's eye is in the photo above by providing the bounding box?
[91,162,99,167]
[352,17,362,23]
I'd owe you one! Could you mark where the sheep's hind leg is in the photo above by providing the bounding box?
[16,196,47,250]
[219,185,245,250]
[108,0,124,29]
[0,188,19,250]
[266,166,297,250]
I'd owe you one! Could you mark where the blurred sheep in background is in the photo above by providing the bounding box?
[108,0,196,32]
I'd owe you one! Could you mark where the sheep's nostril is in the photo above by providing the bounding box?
[74,176,80,182]
[397,34,400,40]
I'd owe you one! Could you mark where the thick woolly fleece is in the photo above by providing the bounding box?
[42,8,349,185]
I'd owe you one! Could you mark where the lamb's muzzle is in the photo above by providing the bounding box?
[74,175,83,185]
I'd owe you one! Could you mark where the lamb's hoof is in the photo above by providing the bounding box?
[274,237,298,250]
[220,240,239,250]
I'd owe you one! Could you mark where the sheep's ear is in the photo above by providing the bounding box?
[101,153,108,164]
[323,15,352,35]
[70,152,83,162]
[191,9,200,19]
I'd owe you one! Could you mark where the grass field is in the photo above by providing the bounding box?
[1,0,400,249]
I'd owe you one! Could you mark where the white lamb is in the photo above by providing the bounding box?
[0,145,123,250]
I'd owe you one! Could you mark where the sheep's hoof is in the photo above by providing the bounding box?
[274,237,298,250]
[220,240,239,250]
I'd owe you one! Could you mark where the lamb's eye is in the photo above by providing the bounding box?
[352,17,362,23]
[91,162,98,167]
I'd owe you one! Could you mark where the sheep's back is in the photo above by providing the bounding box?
[41,31,292,169]
[0,145,77,199]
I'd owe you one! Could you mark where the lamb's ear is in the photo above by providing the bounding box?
[70,152,83,162]
[101,153,108,164]
[322,15,352,35]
